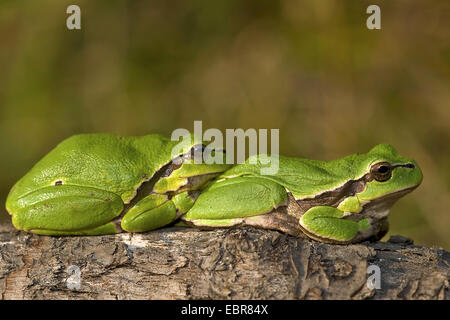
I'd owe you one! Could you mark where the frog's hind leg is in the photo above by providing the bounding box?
[120,192,196,232]
[182,176,291,232]
[184,206,308,239]
[10,185,124,236]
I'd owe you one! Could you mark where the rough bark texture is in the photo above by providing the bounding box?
[0,223,448,300]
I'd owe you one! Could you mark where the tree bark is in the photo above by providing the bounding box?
[0,223,448,300]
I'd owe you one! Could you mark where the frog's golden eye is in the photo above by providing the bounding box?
[370,162,392,182]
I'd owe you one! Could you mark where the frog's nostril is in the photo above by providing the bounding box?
[405,163,415,169]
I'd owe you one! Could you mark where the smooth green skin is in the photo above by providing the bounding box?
[183,144,423,243]
[6,137,422,243]
[6,133,231,235]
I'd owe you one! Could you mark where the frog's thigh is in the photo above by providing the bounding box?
[300,206,361,242]
[121,194,180,232]
[183,176,288,226]
[11,185,124,235]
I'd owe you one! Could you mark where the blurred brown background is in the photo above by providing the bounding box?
[0,1,449,248]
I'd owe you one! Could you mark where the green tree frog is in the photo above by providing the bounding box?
[6,134,422,244]
[6,134,231,236]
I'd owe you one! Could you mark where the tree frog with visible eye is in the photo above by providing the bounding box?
[182,143,423,244]
[6,133,231,235]
[6,134,422,244]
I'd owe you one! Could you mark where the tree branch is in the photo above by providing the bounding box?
[0,224,448,299]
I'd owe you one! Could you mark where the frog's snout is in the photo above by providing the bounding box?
[406,160,423,187]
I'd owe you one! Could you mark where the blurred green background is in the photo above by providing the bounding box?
[0,1,449,249]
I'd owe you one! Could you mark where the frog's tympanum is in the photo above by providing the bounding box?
[6,134,422,244]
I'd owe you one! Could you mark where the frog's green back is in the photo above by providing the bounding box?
[220,144,412,199]
[6,133,183,206]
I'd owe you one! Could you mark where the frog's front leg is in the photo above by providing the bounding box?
[121,192,196,232]
[9,185,124,235]
[299,206,370,243]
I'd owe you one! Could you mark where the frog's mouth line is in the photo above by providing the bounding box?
[359,184,420,211]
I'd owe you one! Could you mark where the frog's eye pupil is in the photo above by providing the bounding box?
[378,166,389,173]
